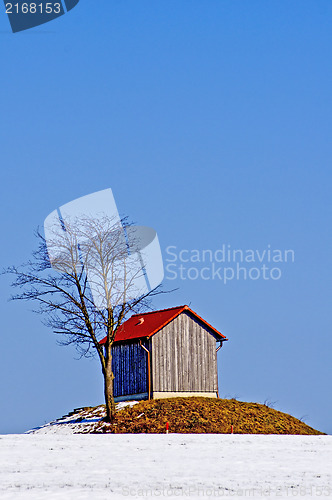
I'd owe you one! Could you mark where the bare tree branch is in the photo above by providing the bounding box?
[3,215,168,422]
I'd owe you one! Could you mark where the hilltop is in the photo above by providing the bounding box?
[29,397,324,435]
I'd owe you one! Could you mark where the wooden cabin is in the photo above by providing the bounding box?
[100,305,228,401]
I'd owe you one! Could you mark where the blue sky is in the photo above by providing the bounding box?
[0,1,331,434]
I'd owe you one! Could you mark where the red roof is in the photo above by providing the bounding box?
[100,305,227,344]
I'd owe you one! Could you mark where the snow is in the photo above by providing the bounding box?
[27,402,139,435]
[0,434,331,499]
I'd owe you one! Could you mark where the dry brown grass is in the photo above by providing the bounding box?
[91,397,324,435]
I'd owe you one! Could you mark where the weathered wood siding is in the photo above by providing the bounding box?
[112,340,149,397]
[151,311,218,392]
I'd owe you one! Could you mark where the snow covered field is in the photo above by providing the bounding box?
[0,434,331,499]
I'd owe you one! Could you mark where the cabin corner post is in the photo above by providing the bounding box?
[216,341,223,398]
[139,339,151,400]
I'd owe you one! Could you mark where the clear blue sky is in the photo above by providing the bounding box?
[0,1,331,434]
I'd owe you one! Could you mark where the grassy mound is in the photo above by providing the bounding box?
[94,397,324,435]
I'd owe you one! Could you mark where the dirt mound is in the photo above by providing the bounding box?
[90,397,324,435]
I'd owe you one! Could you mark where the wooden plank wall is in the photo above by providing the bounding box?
[112,340,149,397]
[151,312,218,392]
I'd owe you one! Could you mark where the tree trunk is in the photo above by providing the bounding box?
[103,355,116,422]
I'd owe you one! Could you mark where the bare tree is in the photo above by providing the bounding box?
[4,214,164,422]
